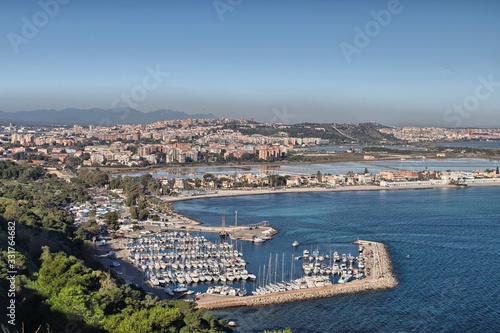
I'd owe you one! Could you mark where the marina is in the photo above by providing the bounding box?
[195,240,398,309]
[124,231,256,293]
[93,183,500,331]
[118,223,397,309]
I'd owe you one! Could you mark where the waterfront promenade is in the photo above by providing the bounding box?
[195,240,398,310]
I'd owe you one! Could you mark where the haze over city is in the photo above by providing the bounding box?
[1,0,500,126]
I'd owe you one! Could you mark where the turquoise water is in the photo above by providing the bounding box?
[175,187,500,332]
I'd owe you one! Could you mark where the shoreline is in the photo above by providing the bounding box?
[162,182,500,203]
[195,240,398,310]
[103,156,500,175]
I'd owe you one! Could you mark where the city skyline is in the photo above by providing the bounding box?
[1,0,500,127]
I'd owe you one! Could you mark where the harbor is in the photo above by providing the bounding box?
[94,181,497,331]
[109,220,398,309]
[195,240,398,309]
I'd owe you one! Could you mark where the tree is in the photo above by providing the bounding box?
[49,285,104,325]
[75,218,100,240]
[130,206,138,220]
[364,167,369,174]
[316,171,322,182]
[104,211,120,231]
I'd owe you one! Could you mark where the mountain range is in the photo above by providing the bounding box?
[0,108,217,126]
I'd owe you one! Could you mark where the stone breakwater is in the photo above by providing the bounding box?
[196,240,398,310]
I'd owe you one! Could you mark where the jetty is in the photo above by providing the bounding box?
[195,240,398,309]
[165,212,278,242]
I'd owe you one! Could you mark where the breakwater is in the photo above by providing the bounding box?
[196,240,398,310]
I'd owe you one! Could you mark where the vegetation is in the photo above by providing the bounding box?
[0,161,231,332]
[77,169,172,221]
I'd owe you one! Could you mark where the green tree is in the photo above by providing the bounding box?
[104,211,120,231]
[75,219,100,240]
[316,170,322,182]
[49,285,104,325]
[130,206,138,220]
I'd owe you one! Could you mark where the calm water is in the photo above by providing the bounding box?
[175,187,500,332]
[302,145,427,152]
[437,141,500,149]
[123,158,500,179]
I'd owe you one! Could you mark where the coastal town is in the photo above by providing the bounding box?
[2,119,500,170]
[2,117,500,319]
[3,0,499,330]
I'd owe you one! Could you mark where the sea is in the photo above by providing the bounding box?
[174,186,500,332]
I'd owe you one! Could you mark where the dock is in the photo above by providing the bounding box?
[165,212,278,242]
[184,224,278,242]
[195,240,398,310]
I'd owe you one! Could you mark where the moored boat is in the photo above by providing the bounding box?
[253,236,265,243]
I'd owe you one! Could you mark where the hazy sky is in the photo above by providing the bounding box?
[1,0,499,126]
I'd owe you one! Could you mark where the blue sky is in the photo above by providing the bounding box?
[1,0,499,126]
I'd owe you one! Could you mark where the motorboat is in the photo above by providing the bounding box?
[303,249,310,259]
[253,237,265,243]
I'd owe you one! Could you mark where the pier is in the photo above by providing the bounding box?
[164,212,278,242]
[195,240,398,309]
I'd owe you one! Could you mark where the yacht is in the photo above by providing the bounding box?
[173,285,188,293]
[292,241,299,247]
[338,273,352,284]
[253,237,265,243]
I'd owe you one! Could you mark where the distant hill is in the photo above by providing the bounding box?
[0,108,217,126]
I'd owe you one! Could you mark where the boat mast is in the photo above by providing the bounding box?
[220,212,227,238]
[274,253,278,284]
[281,252,285,282]
[267,253,272,285]
[263,264,266,286]
[257,265,261,289]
